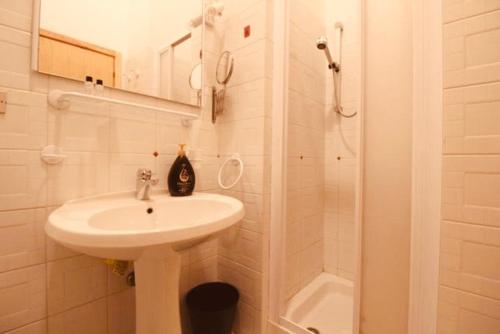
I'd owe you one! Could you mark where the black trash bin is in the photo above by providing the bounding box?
[186,282,239,334]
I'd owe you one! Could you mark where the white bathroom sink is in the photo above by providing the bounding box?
[47,191,244,260]
[46,191,244,334]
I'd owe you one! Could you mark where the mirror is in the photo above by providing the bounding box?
[189,64,202,90]
[216,51,234,85]
[33,0,203,106]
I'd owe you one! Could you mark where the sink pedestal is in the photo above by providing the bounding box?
[135,246,182,334]
[46,192,245,333]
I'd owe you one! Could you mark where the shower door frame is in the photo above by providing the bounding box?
[408,0,442,332]
[268,0,366,332]
[270,0,443,333]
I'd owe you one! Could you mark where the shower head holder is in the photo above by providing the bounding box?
[328,62,340,72]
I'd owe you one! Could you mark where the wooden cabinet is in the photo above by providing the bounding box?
[38,29,121,88]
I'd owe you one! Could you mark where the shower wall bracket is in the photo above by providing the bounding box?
[328,62,340,72]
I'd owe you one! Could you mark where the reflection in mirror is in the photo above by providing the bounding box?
[35,0,203,106]
[189,63,202,105]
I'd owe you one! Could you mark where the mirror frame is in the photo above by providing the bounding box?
[215,51,234,85]
[30,0,204,108]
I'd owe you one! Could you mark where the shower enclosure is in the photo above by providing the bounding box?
[270,0,363,332]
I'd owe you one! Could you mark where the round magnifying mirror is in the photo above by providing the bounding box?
[216,51,234,85]
[189,63,202,90]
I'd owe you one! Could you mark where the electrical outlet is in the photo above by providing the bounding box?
[0,92,6,114]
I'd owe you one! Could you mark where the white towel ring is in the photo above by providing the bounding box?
[218,153,244,189]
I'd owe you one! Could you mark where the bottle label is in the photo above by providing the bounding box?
[176,163,192,194]
[179,167,190,182]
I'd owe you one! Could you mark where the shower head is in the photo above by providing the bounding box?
[316,36,334,68]
[316,36,328,50]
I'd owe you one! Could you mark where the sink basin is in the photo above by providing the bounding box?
[46,191,244,334]
[47,192,244,260]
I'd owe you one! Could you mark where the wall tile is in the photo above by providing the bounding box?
[156,120,188,155]
[0,208,45,273]
[0,91,47,150]
[107,289,135,334]
[220,79,267,123]
[4,320,47,334]
[0,265,46,333]
[47,152,109,206]
[232,300,261,334]
[0,150,47,211]
[109,118,155,154]
[216,118,266,156]
[188,256,218,289]
[218,256,263,311]
[0,41,30,74]
[48,106,109,153]
[219,225,263,273]
[46,255,107,315]
[444,82,500,154]
[109,153,155,192]
[189,238,218,264]
[223,0,267,52]
[299,241,323,285]
[229,40,267,87]
[47,299,107,334]
[443,0,500,23]
[0,0,32,17]
[444,10,500,88]
[442,156,500,228]
[441,4,500,331]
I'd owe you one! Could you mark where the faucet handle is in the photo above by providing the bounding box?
[137,168,153,181]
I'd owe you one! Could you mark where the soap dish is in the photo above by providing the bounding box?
[41,145,67,165]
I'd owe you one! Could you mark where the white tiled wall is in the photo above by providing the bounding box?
[438,1,500,333]
[282,0,361,303]
[283,0,326,301]
[208,0,273,333]
[0,0,223,333]
[323,0,361,280]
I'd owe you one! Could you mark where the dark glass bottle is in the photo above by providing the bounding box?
[168,144,195,196]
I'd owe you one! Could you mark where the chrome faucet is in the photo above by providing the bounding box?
[136,168,158,200]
